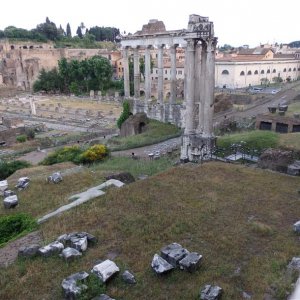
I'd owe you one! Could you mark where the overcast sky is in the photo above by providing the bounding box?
[1,0,299,47]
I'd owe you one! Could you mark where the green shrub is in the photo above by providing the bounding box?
[0,160,31,180]
[80,144,109,163]
[16,135,27,143]
[41,145,83,165]
[25,128,35,140]
[78,274,106,300]
[117,100,131,129]
[0,213,38,246]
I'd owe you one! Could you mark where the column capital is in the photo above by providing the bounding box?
[186,39,196,51]
[201,37,218,52]
[156,44,165,49]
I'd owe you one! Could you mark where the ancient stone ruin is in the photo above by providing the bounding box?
[121,14,217,161]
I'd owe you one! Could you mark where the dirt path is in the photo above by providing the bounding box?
[0,231,43,267]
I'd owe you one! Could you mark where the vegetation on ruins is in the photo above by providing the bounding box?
[33,56,121,95]
[40,144,109,166]
[110,119,181,151]
[0,213,37,247]
[116,101,131,129]
[0,160,31,180]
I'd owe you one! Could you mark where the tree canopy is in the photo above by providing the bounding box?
[33,56,117,95]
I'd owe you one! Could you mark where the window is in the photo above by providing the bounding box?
[293,67,296,71]
[165,70,167,74]
[267,69,270,74]
[254,70,258,75]
[221,70,229,75]
[247,70,252,75]
[240,71,245,76]
[272,69,276,73]
[283,68,287,72]
[261,70,265,74]
[156,70,158,74]
[288,68,292,72]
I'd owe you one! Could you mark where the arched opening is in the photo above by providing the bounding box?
[273,69,276,73]
[138,122,146,134]
[293,67,296,71]
[140,90,145,96]
[247,70,252,75]
[240,71,245,76]
[288,68,292,72]
[267,69,270,74]
[29,45,34,49]
[10,45,14,50]
[254,70,258,75]
[283,68,287,72]
[166,92,171,99]
[221,70,229,75]
[23,46,28,49]
[261,70,265,74]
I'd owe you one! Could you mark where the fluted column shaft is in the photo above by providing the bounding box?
[184,39,196,134]
[170,45,177,105]
[122,47,130,98]
[203,38,217,137]
[133,47,140,99]
[157,45,164,103]
[144,46,151,102]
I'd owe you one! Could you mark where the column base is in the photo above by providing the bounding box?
[180,133,216,163]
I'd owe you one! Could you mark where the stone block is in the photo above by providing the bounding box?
[287,161,300,176]
[70,236,88,252]
[47,172,63,183]
[60,247,82,261]
[18,244,40,258]
[62,271,89,299]
[122,270,136,284]
[161,242,189,267]
[91,259,120,283]
[15,177,30,190]
[287,257,300,272]
[38,241,64,257]
[0,180,8,195]
[3,195,18,209]
[151,254,174,274]
[293,221,300,233]
[179,252,202,272]
[3,190,15,197]
[199,284,223,300]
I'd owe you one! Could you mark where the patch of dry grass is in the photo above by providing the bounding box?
[0,162,299,299]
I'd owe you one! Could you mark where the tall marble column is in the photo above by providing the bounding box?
[184,39,196,134]
[203,38,217,137]
[133,47,140,99]
[157,44,164,104]
[170,44,177,105]
[144,45,151,104]
[122,47,130,98]
[195,42,202,133]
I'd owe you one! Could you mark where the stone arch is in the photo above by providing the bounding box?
[254,70,258,75]
[261,70,265,74]
[138,121,146,133]
[140,90,145,96]
[267,69,270,74]
[283,68,287,72]
[221,69,229,75]
[10,45,14,50]
[293,67,296,71]
[288,68,292,72]
[240,71,245,76]
[29,45,34,49]
[247,70,252,75]
[272,69,276,73]
[23,46,28,49]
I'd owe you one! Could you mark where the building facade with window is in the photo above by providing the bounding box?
[215,48,300,89]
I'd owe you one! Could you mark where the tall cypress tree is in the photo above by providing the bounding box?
[66,23,72,37]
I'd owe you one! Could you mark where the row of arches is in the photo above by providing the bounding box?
[222,67,300,76]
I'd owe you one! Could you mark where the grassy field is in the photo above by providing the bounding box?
[0,161,299,299]
[217,130,300,153]
[107,119,181,151]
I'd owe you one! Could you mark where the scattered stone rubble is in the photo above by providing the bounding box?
[47,171,63,183]
[15,176,30,190]
[61,271,89,299]
[151,243,202,275]
[3,194,18,208]
[293,221,300,234]
[91,259,120,283]
[0,180,8,195]
[93,295,115,300]
[200,284,223,300]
